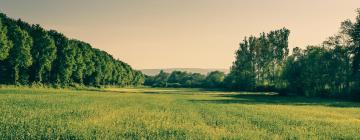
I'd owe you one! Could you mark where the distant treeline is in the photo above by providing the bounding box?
[145,70,225,88]
[146,9,360,98]
[0,13,144,87]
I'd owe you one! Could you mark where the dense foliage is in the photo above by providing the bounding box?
[225,28,290,91]
[226,9,360,98]
[144,70,225,88]
[145,9,360,99]
[0,13,144,87]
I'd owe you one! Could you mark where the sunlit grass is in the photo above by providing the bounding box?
[0,87,359,139]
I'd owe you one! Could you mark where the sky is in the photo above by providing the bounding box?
[0,0,359,69]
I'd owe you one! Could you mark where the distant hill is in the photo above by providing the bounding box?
[141,68,229,76]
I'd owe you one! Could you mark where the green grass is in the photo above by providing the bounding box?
[0,87,360,139]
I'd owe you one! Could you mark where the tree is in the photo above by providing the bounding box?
[282,47,304,95]
[267,28,290,88]
[132,70,145,86]
[88,49,104,87]
[0,17,12,60]
[70,40,86,84]
[7,25,33,84]
[323,32,353,95]
[81,43,95,85]
[185,73,205,88]
[0,12,143,87]
[168,71,188,86]
[30,25,56,83]
[205,71,225,88]
[226,28,290,91]
[49,30,75,86]
[153,70,170,87]
[226,37,256,90]
[348,9,360,93]
[144,70,207,88]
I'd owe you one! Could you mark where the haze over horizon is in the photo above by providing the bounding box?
[1,0,359,69]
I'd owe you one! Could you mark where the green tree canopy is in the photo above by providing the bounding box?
[0,16,12,60]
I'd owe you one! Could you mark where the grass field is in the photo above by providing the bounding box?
[0,87,360,139]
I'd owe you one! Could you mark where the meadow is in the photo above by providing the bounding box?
[0,87,360,139]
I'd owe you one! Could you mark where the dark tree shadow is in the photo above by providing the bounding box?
[74,88,360,108]
[189,93,360,108]
[75,87,216,94]
[74,88,160,94]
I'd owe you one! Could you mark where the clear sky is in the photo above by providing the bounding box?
[0,0,359,69]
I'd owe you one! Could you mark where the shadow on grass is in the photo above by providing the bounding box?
[68,88,360,108]
[189,93,360,108]
[74,88,160,94]
[75,87,216,95]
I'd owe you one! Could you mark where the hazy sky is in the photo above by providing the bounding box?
[0,0,359,69]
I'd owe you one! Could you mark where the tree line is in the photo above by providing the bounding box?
[0,13,144,87]
[225,28,290,91]
[144,70,225,88]
[226,9,360,98]
[1,9,360,98]
[146,9,360,99]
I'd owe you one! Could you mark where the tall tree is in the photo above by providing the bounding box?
[0,17,12,60]
[81,43,96,85]
[7,25,33,84]
[226,37,256,90]
[268,28,290,88]
[349,9,360,92]
[49,30,75,86]
[30,25,56,83]
[282,47,304,95]
[226,28,290,91]
[70,40,86,84]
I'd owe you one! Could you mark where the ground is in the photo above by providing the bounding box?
[0,87,359,139]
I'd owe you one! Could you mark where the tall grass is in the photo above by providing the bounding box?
[0,87,359,139]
